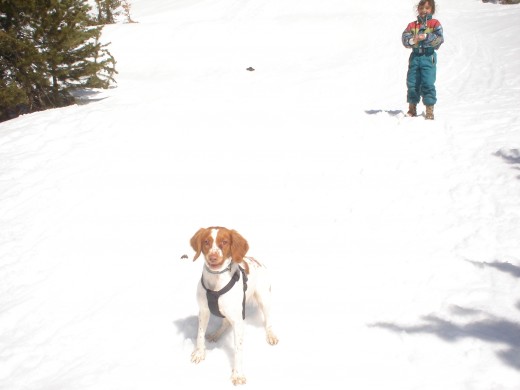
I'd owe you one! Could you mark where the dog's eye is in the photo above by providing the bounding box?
[203,240,210,246]
[221,240,228,246]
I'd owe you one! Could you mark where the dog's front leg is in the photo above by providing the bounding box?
[229,318,246,385]
[191,308,210,364]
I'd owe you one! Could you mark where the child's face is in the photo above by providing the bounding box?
[418,2,433,17]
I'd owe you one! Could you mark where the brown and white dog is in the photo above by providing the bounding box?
[189,226,278,385]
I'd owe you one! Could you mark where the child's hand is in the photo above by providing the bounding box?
[409,34,427,46]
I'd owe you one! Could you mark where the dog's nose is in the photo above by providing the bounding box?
[209,253,218,262]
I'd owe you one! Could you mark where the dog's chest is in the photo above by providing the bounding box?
[200,267,248,319]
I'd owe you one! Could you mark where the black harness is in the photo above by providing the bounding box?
[201,267,248,320]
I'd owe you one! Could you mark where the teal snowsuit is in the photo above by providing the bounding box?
[402,14,444,106]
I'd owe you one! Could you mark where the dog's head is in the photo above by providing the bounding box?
[190,227,249,271]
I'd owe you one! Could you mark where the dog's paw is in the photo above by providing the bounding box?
[231,372,247,386]
[266,329,279,345]
[191,349,206,364]
[205,332,221,343]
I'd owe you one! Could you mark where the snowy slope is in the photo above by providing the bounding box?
[1,0,520,389]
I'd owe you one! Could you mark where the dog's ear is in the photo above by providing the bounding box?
[230,229,249,264]
[190,228,206,261]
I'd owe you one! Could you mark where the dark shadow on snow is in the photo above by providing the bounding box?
[371,313,520,370]
[173,315,199,341]
[173,315,227,343]
[365,109,404,116]
[173,315,234,364]
[172,304,262,341]
[466,259,520,278]
[371,258,520,371]
[172,304,263,368]
[494,148,520,180]
[70,88,110,105]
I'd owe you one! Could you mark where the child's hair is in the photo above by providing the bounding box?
[417,0,436,14]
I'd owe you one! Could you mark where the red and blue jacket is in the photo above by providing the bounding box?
[402,14,444,54]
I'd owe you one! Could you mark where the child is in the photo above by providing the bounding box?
[402,0,444,120]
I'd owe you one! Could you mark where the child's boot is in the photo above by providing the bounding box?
[425,105,434,120]
[406,103,417,117]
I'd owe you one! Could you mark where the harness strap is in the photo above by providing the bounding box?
[201,267,248,320]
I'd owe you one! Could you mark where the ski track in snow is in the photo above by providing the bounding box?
[1,0,520,389]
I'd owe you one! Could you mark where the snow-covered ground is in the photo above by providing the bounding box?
[1,0,520,388]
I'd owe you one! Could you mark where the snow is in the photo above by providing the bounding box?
[1,0,520,388]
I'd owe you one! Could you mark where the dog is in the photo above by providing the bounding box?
[189,226,278,385]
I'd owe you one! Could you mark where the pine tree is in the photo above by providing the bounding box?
[84,30,117,88]
[121,0,136,23]
[32,0,117,100]
[1,0,50,119]
[0,0,117,122]
[94,0,122,24]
